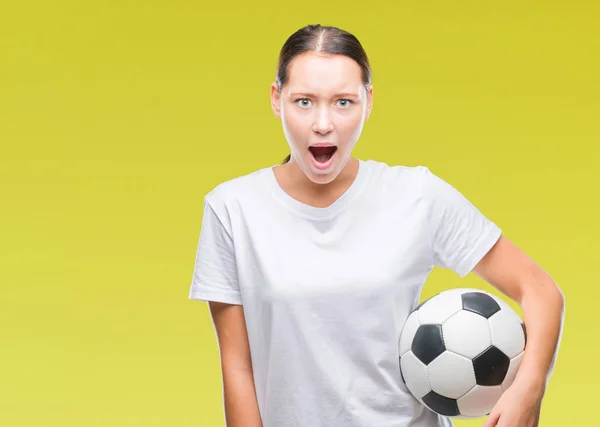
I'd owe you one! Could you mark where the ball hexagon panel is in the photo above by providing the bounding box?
[399,311,420,356]
[488,309,526,359]
[457,385,503,417]
[490,292,520,316]
[442,310,492,359]
[411,324,445,365]
[461,291,501,318]
[473,346,511,386]
[422,391,460,417]
[484,293,527,347]
[427,351,476,399]
[410,299,427,314]
[417,289,465,325]
[400,351,431,399]
[501,352,524,391]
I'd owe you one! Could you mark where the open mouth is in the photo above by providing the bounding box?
[308,146,338,164]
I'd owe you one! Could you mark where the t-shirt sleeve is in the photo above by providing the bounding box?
[188,196,242,305]
[421,166,502,278]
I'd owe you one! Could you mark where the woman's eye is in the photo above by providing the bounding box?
[295,98,353,108]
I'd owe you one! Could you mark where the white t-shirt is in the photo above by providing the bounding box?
[189,159,502,427]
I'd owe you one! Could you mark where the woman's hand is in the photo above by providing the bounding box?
[483,379,544,427]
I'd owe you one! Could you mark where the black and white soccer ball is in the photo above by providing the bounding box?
[399,288,527,419]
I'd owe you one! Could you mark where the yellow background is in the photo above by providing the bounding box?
[1,1,598,426]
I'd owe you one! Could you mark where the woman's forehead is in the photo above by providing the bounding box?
[286,72,363,97]
[288,53,362,83]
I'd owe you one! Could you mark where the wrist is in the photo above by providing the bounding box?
[512,370,546,399]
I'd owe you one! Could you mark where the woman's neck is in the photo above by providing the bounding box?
[273,157,359,208]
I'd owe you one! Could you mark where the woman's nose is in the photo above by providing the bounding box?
[312,107,334,134]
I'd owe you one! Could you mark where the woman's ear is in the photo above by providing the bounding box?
[270,82,282,119]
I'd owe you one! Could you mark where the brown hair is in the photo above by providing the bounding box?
[274,24,372,164]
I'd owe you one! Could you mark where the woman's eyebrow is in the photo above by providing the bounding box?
[290,91,359,97]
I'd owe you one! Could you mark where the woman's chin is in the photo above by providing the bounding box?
[304,160,340,184]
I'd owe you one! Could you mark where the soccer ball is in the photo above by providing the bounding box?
[399,288,527,419]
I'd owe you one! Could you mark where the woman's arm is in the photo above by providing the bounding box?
[209,301,263,427]
[473,235,565,426]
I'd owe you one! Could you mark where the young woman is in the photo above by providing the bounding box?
[189,24,564,427]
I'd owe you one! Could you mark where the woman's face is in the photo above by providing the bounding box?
[270,51,373,185]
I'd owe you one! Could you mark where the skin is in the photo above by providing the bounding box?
[268,49,564,427]
[269,50,373,208]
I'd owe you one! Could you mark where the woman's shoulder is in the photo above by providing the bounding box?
[203,165,270,207]
[363,158,431,182]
